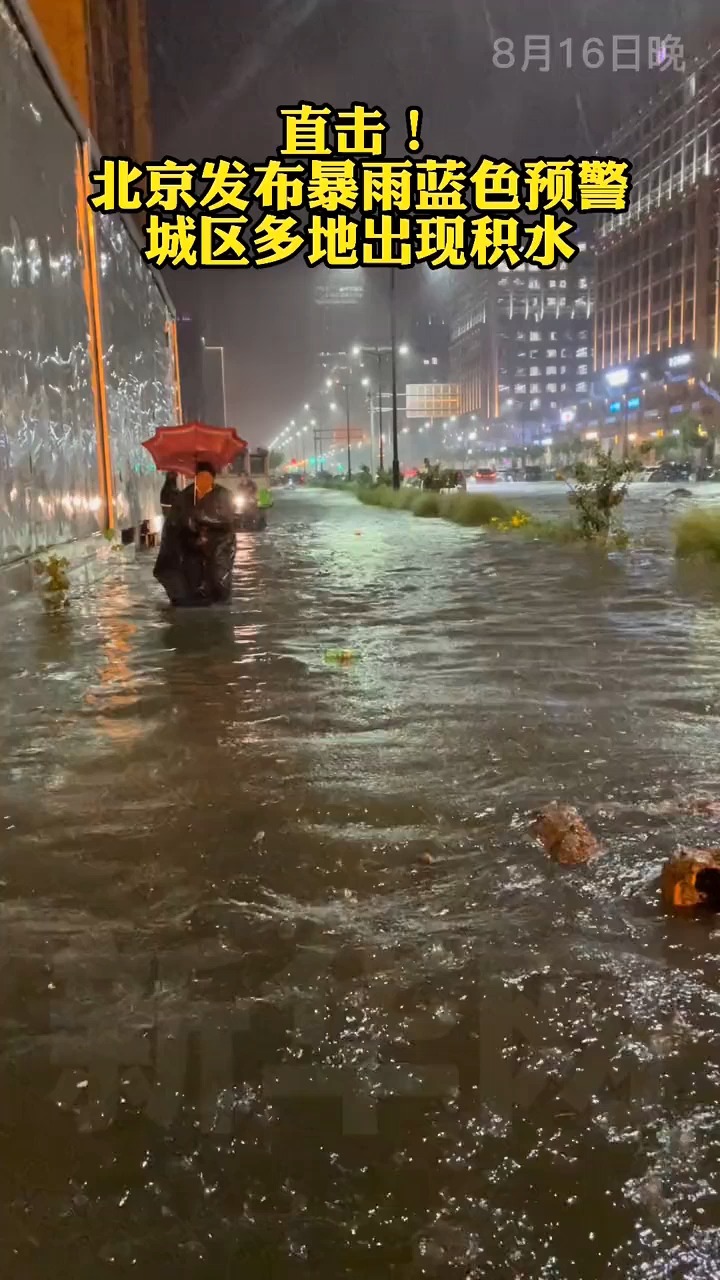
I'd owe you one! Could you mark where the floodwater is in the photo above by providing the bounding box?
[2,485,720,1278]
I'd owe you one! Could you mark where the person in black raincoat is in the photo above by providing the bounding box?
[153,461,236,607]
[160,471,179,518]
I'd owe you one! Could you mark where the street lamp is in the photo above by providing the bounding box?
[390,269,400,488]
[351,341,410,475]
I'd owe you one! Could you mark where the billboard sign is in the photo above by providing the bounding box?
[333,428,366,444]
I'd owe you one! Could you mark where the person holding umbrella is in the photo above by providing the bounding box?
[153,460,236,607]
[143,422,247,608]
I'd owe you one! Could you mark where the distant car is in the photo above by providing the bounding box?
[649,462,693,483]
[696,465,720,482]
[473,468,497,483]
[523,465,543,481]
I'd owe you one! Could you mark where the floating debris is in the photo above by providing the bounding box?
[324,649,358,666]
[530,804,600,865]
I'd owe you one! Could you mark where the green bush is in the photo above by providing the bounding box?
[675,508,720,562]
[413,492,441,518]
[356,485,515,525]
[441,493,512,526]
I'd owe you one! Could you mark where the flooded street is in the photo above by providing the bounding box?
[3,486,720,1277]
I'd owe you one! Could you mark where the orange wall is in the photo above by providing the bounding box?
[29,0,92,127]
[30,0,152,161]
[126,0,153,161]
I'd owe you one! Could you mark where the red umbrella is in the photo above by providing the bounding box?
[142,422,248,479]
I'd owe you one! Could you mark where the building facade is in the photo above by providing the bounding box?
[314,270,367,364]
[408,306,449,383]
[175,311,206,424]
[595,48,720,374]
[30,0,153,159]
[449,252,593,431]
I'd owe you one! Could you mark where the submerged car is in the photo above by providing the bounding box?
[473,468,498,483]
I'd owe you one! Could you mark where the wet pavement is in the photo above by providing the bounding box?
[3,485,720,1277]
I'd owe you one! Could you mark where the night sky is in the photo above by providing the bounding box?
[148,0,718,442]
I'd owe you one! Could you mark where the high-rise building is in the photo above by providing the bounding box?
[314,270,367,362]
[175,312,206,423]
[595,48,720,373]
[29,0,153,160]
[448,253,593,430]
[408,307,449,382]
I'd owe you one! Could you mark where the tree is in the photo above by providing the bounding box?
[567,444,641,542]
[269,449,285,471]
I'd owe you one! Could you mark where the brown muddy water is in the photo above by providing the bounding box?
[2,485,720,1278]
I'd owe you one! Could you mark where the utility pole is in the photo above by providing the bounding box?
[375,348,384,471]
[390,267,400,489]
[344,380,352,479]
[368,391,376,476]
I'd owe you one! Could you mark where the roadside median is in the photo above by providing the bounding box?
[356,485,514,527]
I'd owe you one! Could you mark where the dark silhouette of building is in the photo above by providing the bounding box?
[175,312,206,423]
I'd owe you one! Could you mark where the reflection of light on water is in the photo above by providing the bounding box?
[84,588,148,745]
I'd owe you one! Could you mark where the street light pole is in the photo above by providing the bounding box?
[375,348,384,471]
[368,392,376,477]
[344,380,352,479]
[390,268,400,489]
[622,393,629,459]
